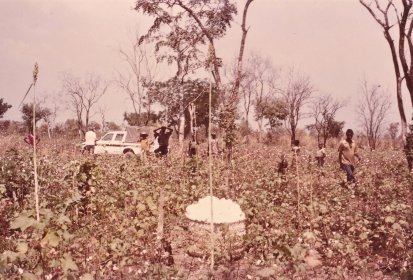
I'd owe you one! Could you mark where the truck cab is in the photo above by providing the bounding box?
[81,126,160,156]
[94,131,141,155]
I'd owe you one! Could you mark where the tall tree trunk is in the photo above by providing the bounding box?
[223,0,254,163]
[188,103,195,135]
[397,78,408,138]
[47,124,51,139]
[257,119,263,143]
[290,122,296,145]
[384,31,407,139]
[178,89,185,153]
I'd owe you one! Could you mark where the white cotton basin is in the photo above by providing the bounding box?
[185,196,246,224]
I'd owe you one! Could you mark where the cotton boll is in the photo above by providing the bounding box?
[185,196,246,223]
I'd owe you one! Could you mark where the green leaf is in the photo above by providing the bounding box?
[145,197,156,211]
[22,273,37,280]
[62,230,73,241]
[1,250,19,263]
[392,223,402,231]
[318,204,327,214]
[385,216,395,223]
[10,215,37,231]
[399,220,408,226]
[16,242,28,254]
[256,267,276,277]
[42,231,61,247]
[303,231,316,242]
[61,253,78,274]
[359,232,368,240]
[137,203,146,212]
[305,255,322,269]
[57,214,72,225]
[80,273,94,280]
[136,229,144,237]
[40,208,54,221]
[0,184,5,195]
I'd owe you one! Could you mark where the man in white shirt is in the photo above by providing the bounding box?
[83,127,97,155]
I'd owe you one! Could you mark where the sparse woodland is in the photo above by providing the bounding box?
[1,0,413,279]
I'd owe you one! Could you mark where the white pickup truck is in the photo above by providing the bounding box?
[83,127,158,156]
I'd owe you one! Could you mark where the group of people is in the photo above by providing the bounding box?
[139,126,173,158]
[186,132,220,158]
[79,124,221,159]
[74,122,413,184]
[279,129,361,187]
[139,126,220,159]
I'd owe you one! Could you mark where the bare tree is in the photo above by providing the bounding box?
[98,106,108,133]
[0,98,12,119]
[357,80,392,150]
[241,52,278,131]
[43,101,57,139]
[62,73,108,136]
[359,0,413,138]
[281,69,314,144]
[118,33,157,125]
[310,94,345,145]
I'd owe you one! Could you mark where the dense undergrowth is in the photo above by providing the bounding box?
[0,136,412,279]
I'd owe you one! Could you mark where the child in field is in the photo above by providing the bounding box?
[277,154,288,178]
[209,133,219,156]
[188,134,198,158]
[291,139,300,168]
[315,143,326,167]
[292,139,300,154]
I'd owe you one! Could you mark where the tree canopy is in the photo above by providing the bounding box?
[147,78,218,132]
[0,98,12,119]
[20,103,51,131]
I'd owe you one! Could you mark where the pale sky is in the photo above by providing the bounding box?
[0,0,411,131]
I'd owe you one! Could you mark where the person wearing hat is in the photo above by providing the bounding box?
[338,129,361,186]
[83,127,97,155]
[139,130,150,162]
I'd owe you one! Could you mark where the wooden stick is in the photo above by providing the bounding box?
[33,63,40,221]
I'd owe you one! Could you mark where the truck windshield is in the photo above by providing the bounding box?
[101,133,114,141]
[115,134,125,141]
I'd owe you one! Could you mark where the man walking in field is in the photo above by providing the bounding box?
[338,129,361,186]
[83,127,97,155]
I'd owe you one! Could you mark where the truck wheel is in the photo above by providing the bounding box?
[124,151,135,158]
